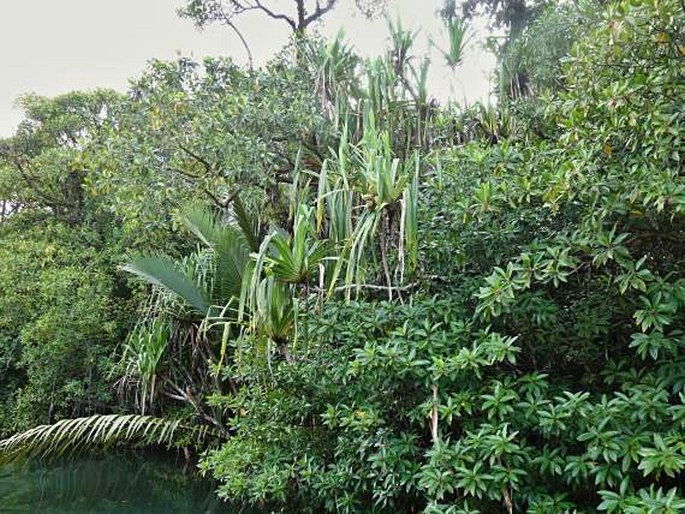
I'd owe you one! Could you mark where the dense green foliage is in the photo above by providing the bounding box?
[1,0,684,512]
[0,92,138,433]
[200,1,685,511]
[0,221,126,431]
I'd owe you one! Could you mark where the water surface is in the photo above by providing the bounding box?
[0,453,251,514]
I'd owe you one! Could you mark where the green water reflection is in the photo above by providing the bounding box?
[0,454,252,514]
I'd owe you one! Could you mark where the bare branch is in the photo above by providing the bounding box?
[167,166,202,181]
[164,380,230,438]
[252,0,298,31]
[225,18,254,68]
[304,0,338,27]
[13,159,63,208]
[178,143,215,175]
[166,166,237,210]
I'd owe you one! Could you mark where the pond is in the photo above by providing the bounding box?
[0,453,261,514]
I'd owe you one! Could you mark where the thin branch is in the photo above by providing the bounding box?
[298,136,325,161]
[220,13,254,68]
[228,0,338,33]
[430,384,439,443]
[13,159,63,208]
[167,165,237,210]
[252,0,298,31]
[304,0,337,27]
[168,166,202,180]
[313,282,420,293]
[164,380,230,438]
[204,188,226,209]
[178,143,215,175]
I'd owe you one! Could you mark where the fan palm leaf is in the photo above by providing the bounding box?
[123,202,255,317]
[121,255,211,315]
[232,195,260,253]
[183,202,251,303]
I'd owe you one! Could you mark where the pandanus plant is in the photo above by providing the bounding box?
[306,31,361,116]
[122,319,170,415]
[362,16,436,152]
[263,204,330,286]
[433,16,470,69]
[386,16,417,79]
[319,108,420,300]
[242,204,331,362]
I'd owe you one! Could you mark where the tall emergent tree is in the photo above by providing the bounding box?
[179,0,388,65]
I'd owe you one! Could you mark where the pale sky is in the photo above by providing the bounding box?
[0,0,496,137]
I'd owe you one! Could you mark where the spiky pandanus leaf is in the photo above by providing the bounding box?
[0,414,208,465]
[387,15,418,80]
[409,57,431,105]
[327,189,353,245]
[441,17,469,68]
[123,319,170,414]
[251,205,331,287]
[121,255,211,315]
[344,209,382,297]
[403,152,420,272]
[254,276,294,344]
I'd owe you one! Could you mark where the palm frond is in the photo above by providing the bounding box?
[232,194,260,253]
[0,414,206,465]
[121,255,211,315]
[182,203,226,249]
[214,231,250,302]
[181,202,251,303]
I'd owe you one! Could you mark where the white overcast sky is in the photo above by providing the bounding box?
[0,0,496,137]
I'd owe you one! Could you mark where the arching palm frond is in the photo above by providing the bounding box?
[0,414,207,465]
[121,254,211,315]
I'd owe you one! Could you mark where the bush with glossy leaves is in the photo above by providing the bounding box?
[201,0,685,511]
